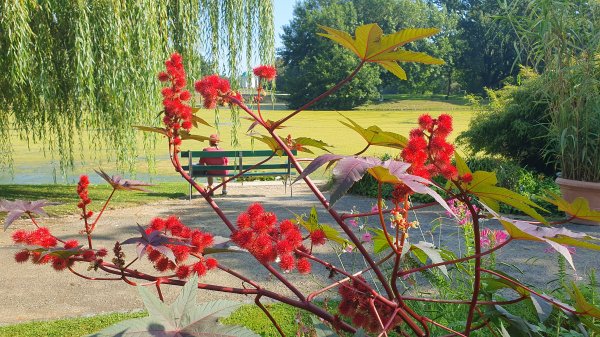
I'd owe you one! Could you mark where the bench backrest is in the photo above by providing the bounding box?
[179,149,298,177]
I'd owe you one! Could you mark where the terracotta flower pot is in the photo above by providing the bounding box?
[556,177,600,225]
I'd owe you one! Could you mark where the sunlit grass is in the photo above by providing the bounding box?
[0,182,187,217]
[2,98,473,184]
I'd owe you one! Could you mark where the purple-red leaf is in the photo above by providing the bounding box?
[330,157,381,205]
[368,160,455,217]
[121,225,190,263]
[293,154,344,184]
[1,199,50,231]
[482,203,600,270]
[95,169,152,192]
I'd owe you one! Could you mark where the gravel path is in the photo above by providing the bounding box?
[1,181,599,325]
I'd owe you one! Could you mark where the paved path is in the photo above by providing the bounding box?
[1,181,599,325]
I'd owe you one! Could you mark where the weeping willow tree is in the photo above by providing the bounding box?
[0,0,274,178]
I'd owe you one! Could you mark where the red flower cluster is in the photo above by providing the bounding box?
[77,175,93,219]
[401,114,458,180]
[231,203,312,274]
[310,229,327,246]
[145,216,217,279]
[338,276,401,333]
[194,74,241,109]
[253,65,277,81]
[158,53,194,137]
[12,229,106,271]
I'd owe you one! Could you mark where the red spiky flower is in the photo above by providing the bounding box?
[253,65,277,81]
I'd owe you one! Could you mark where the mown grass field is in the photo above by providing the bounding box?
[1,96,474,184]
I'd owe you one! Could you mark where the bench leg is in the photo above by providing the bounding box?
[189,179,193,201]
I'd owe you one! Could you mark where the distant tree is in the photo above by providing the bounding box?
[434,0,521,93]
[0,0,274,176]
[278,0,381,110]
[279,0,458,106]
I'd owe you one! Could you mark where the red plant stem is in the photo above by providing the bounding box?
[255,295,285,337]
[462,194,484,336]
[26,212,41,229]
[402,295,527,306]
[340,199,451,220]
[397,237,513,277]
[377,183,400,254]
[123,257,138,270]
[216,263,261,289]
[27,213,67,244]
[170,149,236,232]
[271,60,365,129]
[90,188,116,231]
[423,316,467,337]
[354,143,371,156]
[256,85,264,122]
[298,251,393,305]
[80,203,93,249]
[481,268,583,315]
[439,321,488,337]
[475,306,500,337]
[210,153,275,192]
[262,262,306,301]
[155,282,165,302]
[369,298,389,337]
[305,251,395,302]
[379,308,401,337]
[67,266,121,281]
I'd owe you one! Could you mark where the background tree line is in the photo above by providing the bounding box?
[277,0,521,109]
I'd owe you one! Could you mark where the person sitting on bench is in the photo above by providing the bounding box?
[199,134,228,196]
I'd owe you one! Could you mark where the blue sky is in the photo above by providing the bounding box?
[273,1,298,50]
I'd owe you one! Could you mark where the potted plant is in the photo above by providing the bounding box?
[507,0,600,224]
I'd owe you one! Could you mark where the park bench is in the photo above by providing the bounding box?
[180,149,298,199]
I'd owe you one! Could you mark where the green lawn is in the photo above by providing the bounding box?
[2,97,474,184]
[0,182,188,217]
[0,304,309,337]
[0,312,147,337]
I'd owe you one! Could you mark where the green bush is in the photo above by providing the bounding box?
[457,68,555,175]
[465,156,559,215]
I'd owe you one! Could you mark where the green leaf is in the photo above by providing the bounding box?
[454,151,472,176]
[568,282,600,319]
[311,316,337,337]
[493,305,540,336]
[251,134,283,156]
[467,170,548,224]
[339,115,408,150]
[353,329,369,337]
[318,24,443,79]
[89,274,258,337]
[295,207,351,247]
[540,191,600,223]
[191,114,212,128]
[410,241,448,277]
[180,131,210,142]
[294,137,333,153]
[370,228,394,254]
[132,125,167,136]
[483,204,600,270]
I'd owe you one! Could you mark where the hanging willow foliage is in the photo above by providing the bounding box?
[0,0,274,178]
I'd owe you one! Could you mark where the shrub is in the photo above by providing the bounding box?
[457,68,554,175]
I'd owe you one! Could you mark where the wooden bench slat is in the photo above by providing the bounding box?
[180,150,297,158]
